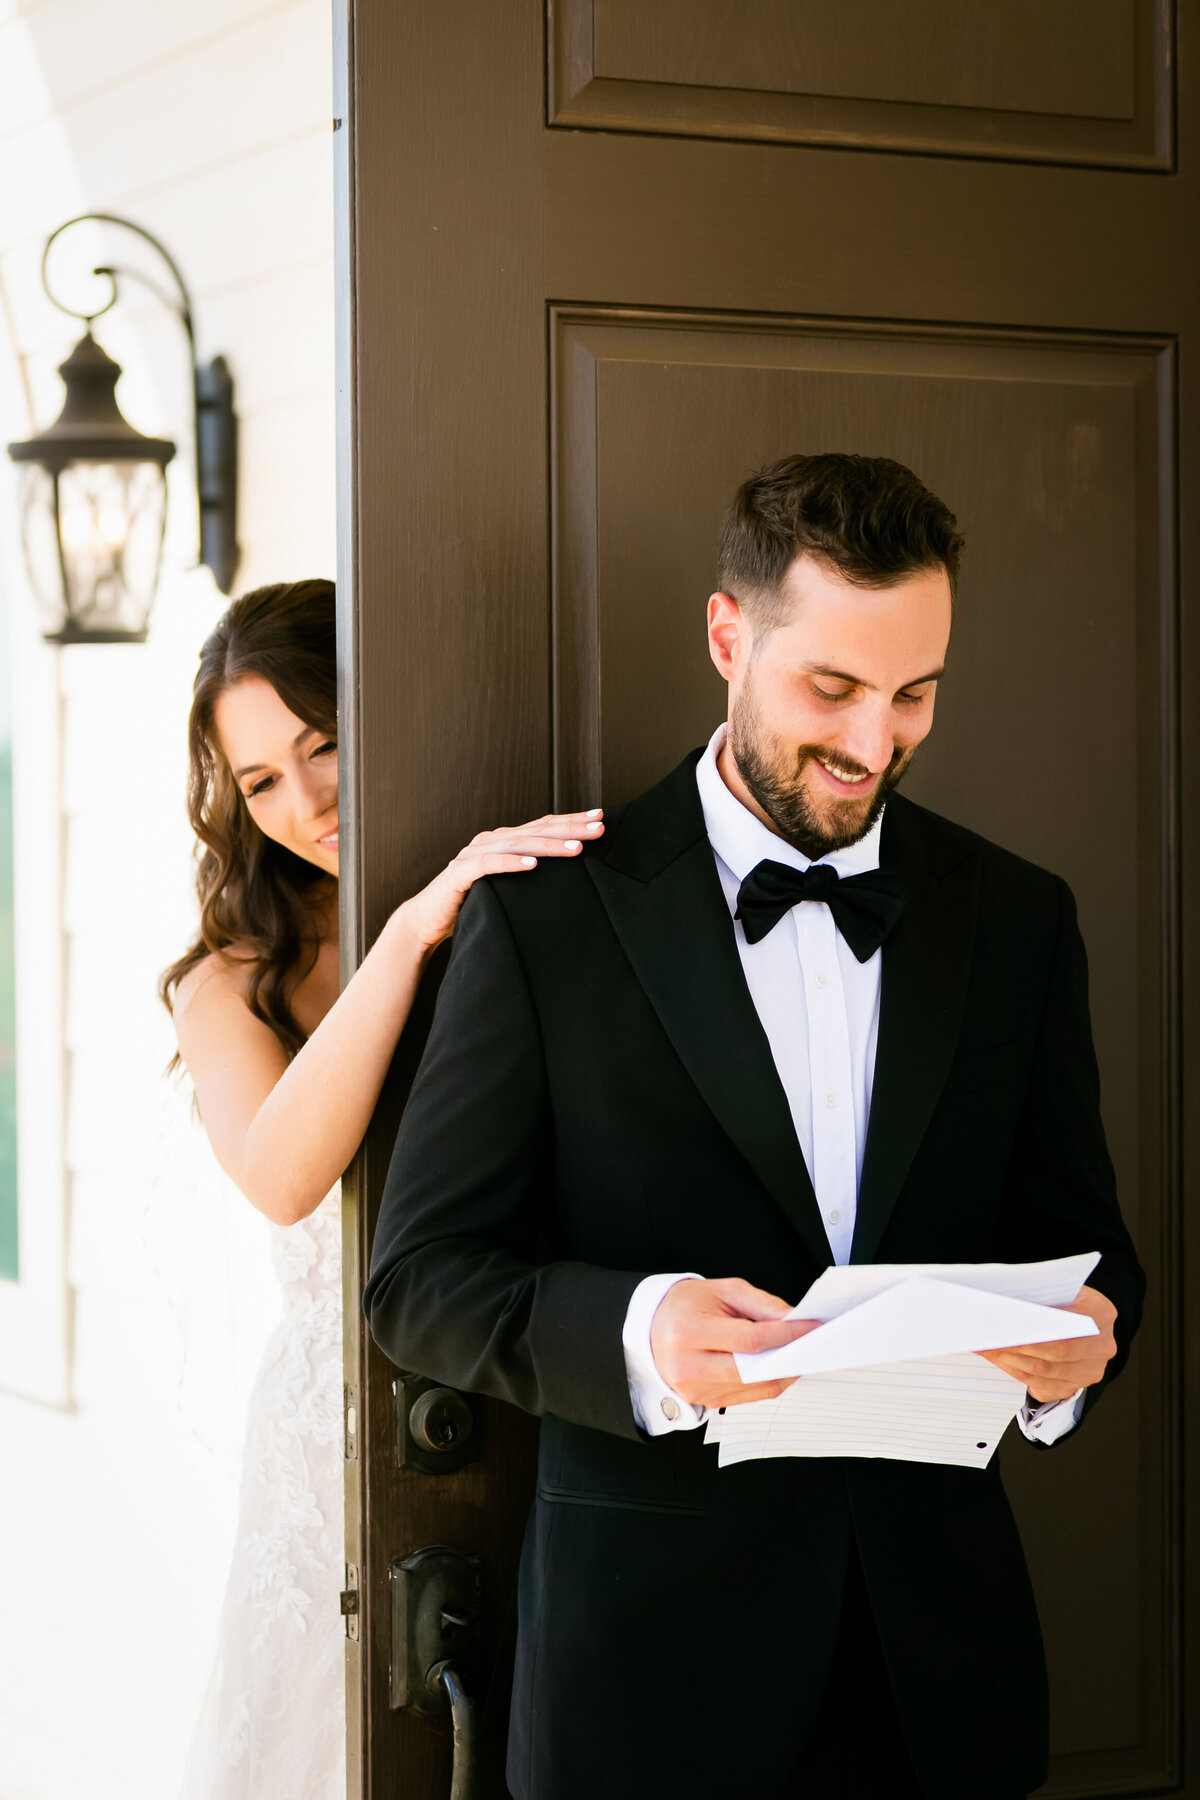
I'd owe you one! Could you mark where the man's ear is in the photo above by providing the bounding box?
[707,592,748,684]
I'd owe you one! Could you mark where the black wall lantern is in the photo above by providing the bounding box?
[6,214,238,644]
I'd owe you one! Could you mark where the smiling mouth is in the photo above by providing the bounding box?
[317,830,339,850]
[814,755,877,793]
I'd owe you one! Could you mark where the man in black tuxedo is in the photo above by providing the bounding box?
[366,453,1144,1799]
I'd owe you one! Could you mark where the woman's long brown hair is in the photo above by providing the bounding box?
[160,578,337,1058]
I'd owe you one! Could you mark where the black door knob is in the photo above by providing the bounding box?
[409,1386,475,1454]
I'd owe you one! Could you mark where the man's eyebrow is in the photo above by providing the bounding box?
[234,725,320,781]
[802,662,944,690]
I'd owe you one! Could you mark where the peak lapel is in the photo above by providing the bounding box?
[851,797,982,1265]
[586,756,831,1270]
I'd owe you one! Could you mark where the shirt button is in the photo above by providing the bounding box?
[828,1209,842,1225]
[825,1091,837,1107]
[661,1397,680,1422]
[816,972,830,988]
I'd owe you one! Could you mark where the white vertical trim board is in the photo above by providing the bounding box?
[0,281,71,1407]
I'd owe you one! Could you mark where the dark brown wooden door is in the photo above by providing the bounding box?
[334,5,1195,1794]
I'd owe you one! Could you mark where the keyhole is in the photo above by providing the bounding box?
[409,1386,474,1456]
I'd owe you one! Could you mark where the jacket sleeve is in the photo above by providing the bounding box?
[999,875,1146,1441]
[363,878,645,1441]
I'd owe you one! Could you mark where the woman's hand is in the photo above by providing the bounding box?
[395,809,605,952]
[177,811,603,1224]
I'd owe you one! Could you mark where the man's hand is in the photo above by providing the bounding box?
[650,1277,819,1410]
[977,1284,1118,1403]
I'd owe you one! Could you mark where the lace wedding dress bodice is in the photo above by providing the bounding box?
[180,1189,346,1800]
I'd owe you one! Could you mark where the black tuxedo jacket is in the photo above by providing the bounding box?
[366,751,1144,1800]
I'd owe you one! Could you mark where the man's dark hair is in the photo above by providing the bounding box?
[718,452,964,630]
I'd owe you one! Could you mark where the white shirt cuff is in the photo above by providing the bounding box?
[1017,1387,1086,1447]
[622,1272,707,1435]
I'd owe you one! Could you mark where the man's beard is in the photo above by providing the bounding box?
[728,683,916,860]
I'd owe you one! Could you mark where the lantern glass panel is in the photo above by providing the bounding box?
[18,458,168,642]
[15,464,66,631]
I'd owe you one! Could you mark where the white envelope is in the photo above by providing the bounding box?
[735,1273,1098,1384]
[779,1250,1100,1324]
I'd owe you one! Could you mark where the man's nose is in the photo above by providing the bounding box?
[838,706,897,775]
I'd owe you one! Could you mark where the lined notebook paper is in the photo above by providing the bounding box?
[707,1252,1100,1471]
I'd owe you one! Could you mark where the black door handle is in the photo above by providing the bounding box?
[390,1546,482,1798]
[427,1659,479,1800]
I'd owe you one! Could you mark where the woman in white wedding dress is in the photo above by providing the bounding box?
[161,578,603,1799]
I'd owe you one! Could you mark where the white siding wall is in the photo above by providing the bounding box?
[0,5,336,1795]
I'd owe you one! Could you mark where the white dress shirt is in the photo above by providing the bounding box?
[622,724,1084,1447]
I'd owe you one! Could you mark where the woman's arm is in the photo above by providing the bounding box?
[173,811,603,1225]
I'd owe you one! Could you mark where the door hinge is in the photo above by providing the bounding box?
[344,1383,358,1461]
[341,1563,360,1641]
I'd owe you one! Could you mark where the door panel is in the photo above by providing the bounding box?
[596,0,1137,115]
[338,5,1195,1793]
[550,0,1172,167]
[553,304,1176,1781]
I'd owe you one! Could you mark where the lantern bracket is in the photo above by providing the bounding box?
[39,213,238,594]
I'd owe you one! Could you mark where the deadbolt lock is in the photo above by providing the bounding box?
[393,1372,482,1475]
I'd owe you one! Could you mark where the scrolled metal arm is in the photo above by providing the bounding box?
[41,214,195,346]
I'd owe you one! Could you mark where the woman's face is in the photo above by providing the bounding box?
[215,676,338,876]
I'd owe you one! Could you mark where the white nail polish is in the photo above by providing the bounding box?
[520,856,536,867]
[586,807,602,817]
[585,822,601,832]
[565,839,581,850]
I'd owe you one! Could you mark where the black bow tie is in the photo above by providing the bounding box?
[735,860,905,963]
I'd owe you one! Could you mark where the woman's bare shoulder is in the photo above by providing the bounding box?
[173,945,259,1018]
[173,945,290,1096]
